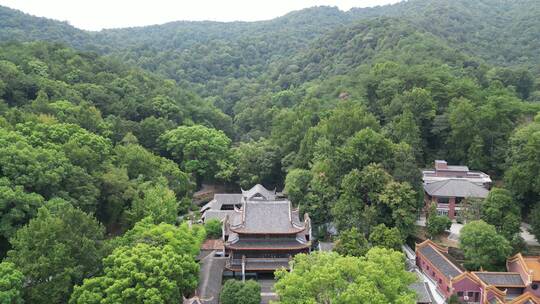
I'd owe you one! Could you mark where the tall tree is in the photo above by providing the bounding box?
[378,181,418,238]
[159,125,233,183]
[505,114,540,208]
[459,220,511,271]
[334,227,370,257]
[274,248,416,304]
[368,224,403,251]
[220,280,261,304]
[0,261,24,304]
[69,243,199,304]
[482,188,521,240]
[125,181,179,226]
[7,199,105,304]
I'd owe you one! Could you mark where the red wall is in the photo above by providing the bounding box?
[416,253,453,297]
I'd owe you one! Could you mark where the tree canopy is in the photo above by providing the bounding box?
[220,280,261,304]
[274,248,416,304]
[0,0,540,302]
[459,220,512,271]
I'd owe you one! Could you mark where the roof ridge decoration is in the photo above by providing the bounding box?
[508,291,540,304]
[417,239,449,253]
[241,184,277,201]
[508,252,537,284]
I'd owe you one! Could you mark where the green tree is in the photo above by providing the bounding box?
[135,116,176,152]
[385,110,423,161]
[369,224,403,251]
[482,188,521,240]
[7,199,105,304]
[332,165,391,234]
[0,178,44,242]
[70,243,199,304]
[338,128,395,174]
[378,181,418,238]
[528,203,540,243]
[97,165,138,230]
[505,114,540,208]
[459,220,512,271]
[426,215,452,239]
[284,169,311,205]
[447,98,477,164]
[220,280,261,304]
[113,143,191,198]
[334,228,370,257]
[0,261,24,304]
[204,219,222,239]
[467,135,488,170]
[274,248,416,304]
[112,217,205,258]
[303,160,338,227]
[233,139,281,189]
[159,125,233,183]
[459,198,483,223]
[126,181,179,226]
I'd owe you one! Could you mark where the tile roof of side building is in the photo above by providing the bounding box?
[508,253,540,282]
[423,179,490,198]
[508,292,540,304]
[473,272,526,287]
[417,240,463,279]
[200,193,243,212]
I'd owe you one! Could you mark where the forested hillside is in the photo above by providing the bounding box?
[1,0,540,302]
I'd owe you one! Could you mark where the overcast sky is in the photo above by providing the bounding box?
[0,0,402,31]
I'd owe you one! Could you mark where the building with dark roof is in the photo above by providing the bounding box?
[200,193,243,222]
[422,160,491,220]
[416,240,540,303]
[202,184,311,280]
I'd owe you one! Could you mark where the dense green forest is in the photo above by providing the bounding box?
[0,0,540,302]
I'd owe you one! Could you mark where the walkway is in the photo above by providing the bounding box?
[197,250,227,304]
[403,245,445,304]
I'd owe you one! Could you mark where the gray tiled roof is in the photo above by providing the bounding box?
[201,194,242,211]
[409,282,434,304]
[424,179,489,198]
[214,193,243,204]
[202,210,233,221]
[419,245,462,279]
[242,184,276,200]
[233,201,304,233]
[474,272,525,287]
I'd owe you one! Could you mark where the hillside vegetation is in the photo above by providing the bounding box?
[0,0,540,302]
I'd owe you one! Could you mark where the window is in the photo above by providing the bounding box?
[438,197,450,204]
[468,291,474,297]
[437,209,449,216]
[457,292,464,297]
[426,265,430,270]
[439,279,442,284]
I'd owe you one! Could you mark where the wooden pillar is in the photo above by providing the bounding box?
[241,255,246,283]
[448,197,456,219]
